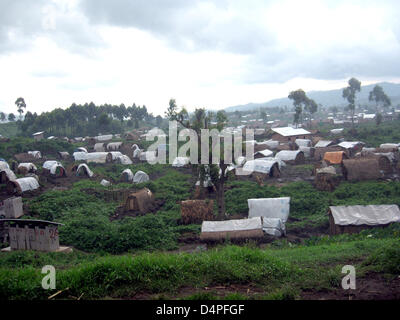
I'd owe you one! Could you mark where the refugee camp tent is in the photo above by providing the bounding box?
[241,159,281,177]
[0,161,9,171]
[323,151,348,165]
[106,152,123,163]
[17,163,37,174]
[133,170,149,184]
[330,128,344,135]
[275,150,305,164]
[116,155,133,165]
[0,169,17,184]
[75,164,94,178]
[131,144,139,151]
[14,153,36,162]
[181,200,214,224]
[95,134,113,142]
[107,142,123,151]
[6,177,40,195]
[27,151,42,159]
[123,188,154,214]
[120,169,134,182]
[200,217,264,241]
[342,158,383,181]
[42,161,66,177]
[254,149,273,159]
[315,140,334,148]
[380,143,399,150]
[299,146,315,159]
[94,143,106,152]
[132,148,141,159]
[85,152,108,163]
[100,179,111,187]
[338,141,364,157]
[295,139,312,148]
[248,197,290,237]
[257,140,279,150]
[57,152,70,160]
[75,147,88,153]
[172,157,190,167]
[328,205,400,235]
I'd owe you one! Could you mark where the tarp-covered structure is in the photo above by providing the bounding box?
[76,164,94,178]
[0,161,9,171]
[7,177,40,195]
[329,205,400,235]
[133,170,149,184]
[95,134,113,142]
[107,142,123,151]
[42,161,66,177]
[200,217,264,241]
[94,143,106,152]
[323,151,348,165]
[241,159,281,177]
[275,150,305,164]
[315,140,334,148]
[28,151,42,159]
[172,157,190,167]
[17,163,37,174]
[121,169,134,182]
[116,155,133,165]
[106,152,123,163]
[295,139,312,148]
[248,197,290,237]
[0,169,17,183]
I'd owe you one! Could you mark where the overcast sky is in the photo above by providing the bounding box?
[1,0,400,116]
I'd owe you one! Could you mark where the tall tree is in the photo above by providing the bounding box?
[342,78,361,130]
[288,89,316,128]
[8,113,16,122]
[369,85,391,113]
[0,112,5,122]
[15,97,26,120]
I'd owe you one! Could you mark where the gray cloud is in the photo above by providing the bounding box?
[0,0,104,54]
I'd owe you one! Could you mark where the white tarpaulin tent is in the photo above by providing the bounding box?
[76,147,88,153]
[121,169,134,182]
[1,169,17,182]
[43,161,65,175]
[275,150,303,162]
[133,148,141,159]
[200,217,264,240]
[116,155,133,165]
[254,149,273,158]
[380,143,399,150]
[18,163,37,172]
[338,141,363,149]
[172,157,190,167]
[295,139,311,147]
[242,159,280,175]
[100,179,111,187]
[299,146,313,158]
[133,170,149,184]
[94,143,106,152]
[107,142,123,151]
[329,205,400,226]
[0,161,9,171]
[248,197,290,237]
[257,140,280,150]
[86,152,108,163]
[76,164,94,177]
[315,140,334,148]
[15,177,40,192]
[28,151,42,159]
[95,134,113,142]
[330,128,344,135]
[107,152,123,162]
[139,151,157,162]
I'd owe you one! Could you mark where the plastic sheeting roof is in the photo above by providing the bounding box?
[201,217,262,233]
[95,134,113,142]
[16,177,40,192]
[257,140,280,150]
[330,128,344,134]
[242,159,279,174]
[107,142,123,150]
[2,169,16,181]
[133,170,149,184]
[18,163,37,171]
[254,149,273,157]
[323,151,346,164]
[295,139,311,147]
[76,164,94,177]
[121,169,134,182]
[248,197,290,222]
[338,141,364,149]
[271,127,311,137]
[28,151,42,159]
[172,157,190,167]
[329,205,400,226]
[275,150,302,161]
[117,155,133,165]
[0,161,10,171]
[43,161,65,174]
[380,143,399,149]
[315,140,333,148]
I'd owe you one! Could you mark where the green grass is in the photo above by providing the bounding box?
[0,122,19,137]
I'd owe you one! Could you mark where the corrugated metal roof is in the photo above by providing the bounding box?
[271,127,311,137]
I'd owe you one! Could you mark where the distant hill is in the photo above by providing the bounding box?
[225,82,400,112]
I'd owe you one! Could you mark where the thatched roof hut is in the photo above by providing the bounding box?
[181,200,214,225]
[342,158,383,181]
[123,188,154,214]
